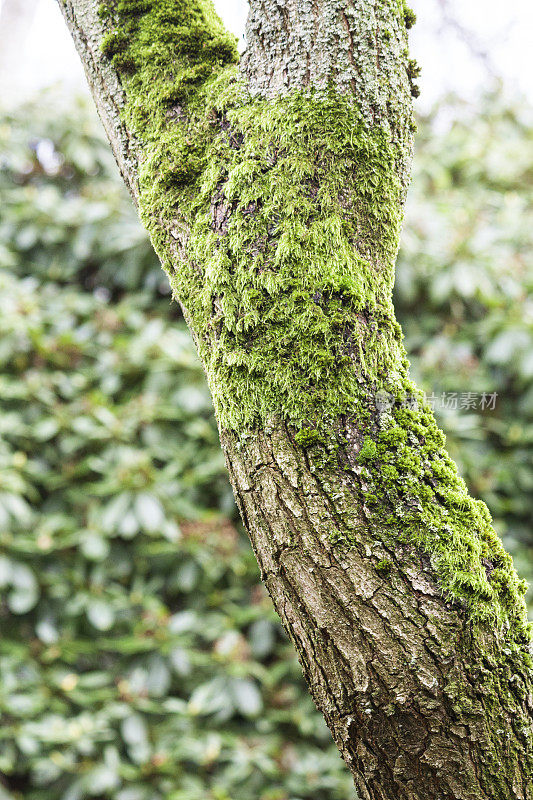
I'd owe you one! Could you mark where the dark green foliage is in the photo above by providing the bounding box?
[0,96,352,800]
[0,276,351,799]
[395,92,533,608]
[1,86,532,797]
[0,94,164,295]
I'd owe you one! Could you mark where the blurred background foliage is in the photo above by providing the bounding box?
[396,94,533,581]
[0,89,532,799]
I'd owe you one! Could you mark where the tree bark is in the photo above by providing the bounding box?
[59,1,533,798]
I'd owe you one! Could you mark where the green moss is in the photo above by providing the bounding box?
[375,558,393,574]
[358,437,378,463]
[363,492,379,506]
[98,0,406,434]
[406,58,421,98]
[402,3,417,30]
[353,378,532,646]
[294,427,322,448]
[97,0,530,647]
[180,92,405,433]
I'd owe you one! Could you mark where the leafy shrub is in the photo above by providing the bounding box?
[0,94,352,800]
[0,89,532,799]
[395,93,533,599]
[0,270,350,799]
[0,94,163,296]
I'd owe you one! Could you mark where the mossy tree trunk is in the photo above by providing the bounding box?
[60,1,533,797]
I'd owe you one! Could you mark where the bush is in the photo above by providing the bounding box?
[0,94,352,800]
[0,89,531,799]
[395,92,533,599]
[0,261,350,800]
[0,94,163,296]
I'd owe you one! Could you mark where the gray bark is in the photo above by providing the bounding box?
[242,0,413,188]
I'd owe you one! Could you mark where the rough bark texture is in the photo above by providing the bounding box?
[241,0,414,189]
[59,1,533,798]
[223,421,533,799]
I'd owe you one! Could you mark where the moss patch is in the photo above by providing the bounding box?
[98,0,406,432]
[184,91,406,431]
[351,378,531,646]
[358,437,378,463]
[375,558,393,575]
[294,427,323,449]
[402,3,417,30]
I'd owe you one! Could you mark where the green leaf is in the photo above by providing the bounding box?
[87,599,115,631]
[229,678,263,718]
[7,564,39,614]
[134,493,164,533]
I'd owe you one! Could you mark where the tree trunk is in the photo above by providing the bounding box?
[59,1,533,797]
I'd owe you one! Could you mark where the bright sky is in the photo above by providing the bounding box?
[2,0,533,107]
